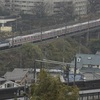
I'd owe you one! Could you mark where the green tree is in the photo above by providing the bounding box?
[20,43,43,67]
[89,39,100,54]
[40,38,79,62]
[30,70,79,100]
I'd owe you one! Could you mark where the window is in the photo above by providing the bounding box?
[88,57,92,60]
[77,57,81,62]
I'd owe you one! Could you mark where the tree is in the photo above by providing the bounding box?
[54,1,75,22]
[89,39,100,54]
[32,1,50,18]
[20,43,43,67]
[0,1,10,16]
[88,0,100,14]
[30,70,79,100]
[40,38,78,62]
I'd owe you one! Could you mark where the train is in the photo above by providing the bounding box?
[0,18,100,50]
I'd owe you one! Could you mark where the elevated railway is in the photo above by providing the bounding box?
[0,18,100,50]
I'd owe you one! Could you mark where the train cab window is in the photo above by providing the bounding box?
[25,38,27,40]
[14,40,16,43]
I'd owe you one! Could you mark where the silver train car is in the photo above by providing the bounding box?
[0,18,100,49]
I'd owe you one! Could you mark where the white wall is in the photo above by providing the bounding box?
[0,81,20,89]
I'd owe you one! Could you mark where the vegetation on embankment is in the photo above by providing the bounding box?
[0,37,90,76]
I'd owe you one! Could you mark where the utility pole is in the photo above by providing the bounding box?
[33,61,36,83]
[34,59,71,84]
[74,57,77,85]
[87,1,90,45]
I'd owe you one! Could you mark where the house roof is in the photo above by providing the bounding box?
[0,80,21,87]
[0,77,6,82]
[80,67,100,80]
[72,54,100,69]
[63,74,84,82]
[3,68,29,81]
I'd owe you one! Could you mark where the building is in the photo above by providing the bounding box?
[3,67,64,84]
[53,0,73,16]
[71,53,100,81]
[73,0,88,16]
[75,53,100,69]
[0,0,5,9]
[3,68,33,85]
[0,81,20,89]
[4,0,88,16]
[0,77,6,85]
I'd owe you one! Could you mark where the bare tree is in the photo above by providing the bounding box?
[0,1,10,16]
[32,1,51,18]
[88,0,100,14]
[0,0,4,10]
[54,1,74,22]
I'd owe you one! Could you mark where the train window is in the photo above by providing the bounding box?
[37,35,40,38]
[31,36,33,38]
[27,37,30,40]
[62,29,65,33]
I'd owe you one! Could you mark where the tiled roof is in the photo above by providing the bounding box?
[71,54,100,69]
[80,67,100,80]
[0,77,6,82]
[3,68,29,81]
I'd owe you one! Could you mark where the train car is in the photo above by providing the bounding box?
[6,36,22,47]
[0,42,9,50]
[8,18,100,47]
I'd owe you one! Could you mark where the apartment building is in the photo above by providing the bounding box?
[73,0,88,16]
[53,0,73,15]
[0,0,5,9]
[4,0,39,14]
[4,0,88,16]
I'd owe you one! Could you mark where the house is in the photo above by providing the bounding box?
[71,53,100,81]
[0,80,20,89]
[3,67,64,85]
[3,68,33,85]
[73,53,100,69]
[0,77,6,85]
